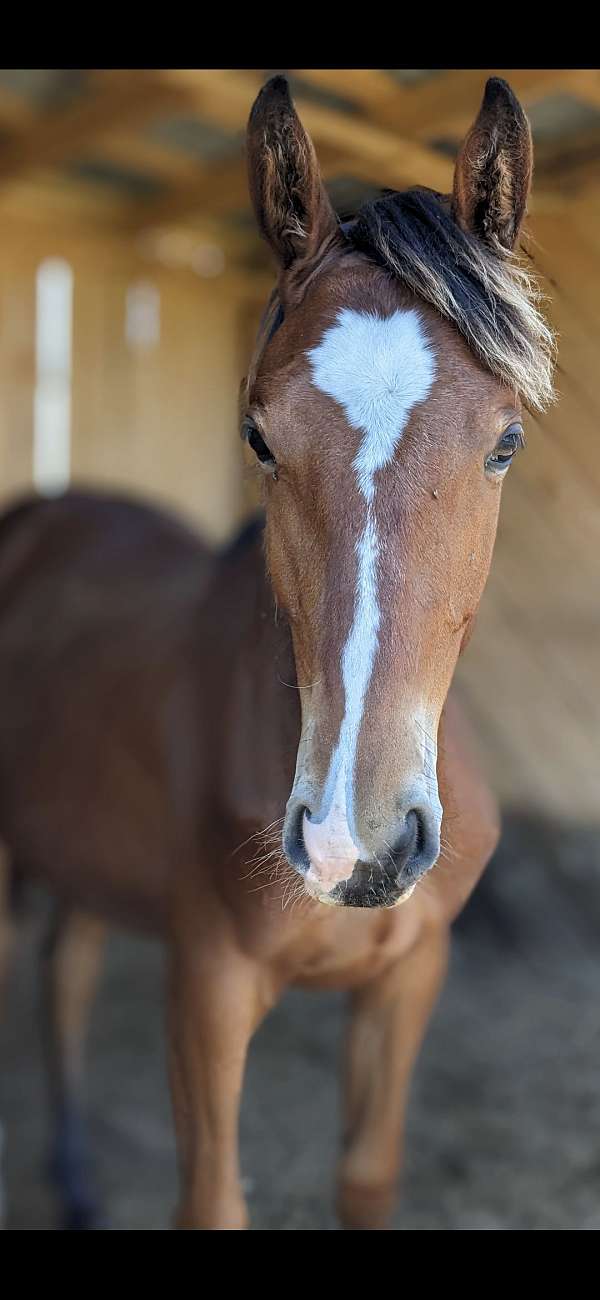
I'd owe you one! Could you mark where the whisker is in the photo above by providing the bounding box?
[277,675,323,691]
[229,816,285,861]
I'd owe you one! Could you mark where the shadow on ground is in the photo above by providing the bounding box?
[1,813,600,1230]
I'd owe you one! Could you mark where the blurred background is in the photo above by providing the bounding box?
[0,67,599,1230]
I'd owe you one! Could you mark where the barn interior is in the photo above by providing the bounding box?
[0,68,599,1230]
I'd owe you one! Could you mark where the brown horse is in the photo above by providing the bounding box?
[0,75,554,1230]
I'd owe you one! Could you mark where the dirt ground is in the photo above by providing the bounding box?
[2,812,600,1231]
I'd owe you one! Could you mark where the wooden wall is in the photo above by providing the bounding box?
[0,217,261,543]
[454,206,600,823]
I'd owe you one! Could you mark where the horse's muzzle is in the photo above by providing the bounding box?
[282,797,441,908]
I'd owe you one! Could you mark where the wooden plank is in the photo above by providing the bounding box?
[0,84,35,129]
[0,72,192,185]
[158,69,453,193]
[455,597,600,821]
[0,263,35,495]
[385,69,585,139]
[295,69,581,141]
[561,68,600,108]
[0,171,129,223]
[91,132,204,186]
[294,68,410,115]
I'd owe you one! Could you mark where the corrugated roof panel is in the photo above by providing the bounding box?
[383,70,444,87]
[67,159,166,199]
[0,68,89,109]
[528,94,600,143]
[145,116,242,163]
[262,71,362,115]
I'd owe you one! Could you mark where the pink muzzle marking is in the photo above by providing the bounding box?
[302,798,360,890]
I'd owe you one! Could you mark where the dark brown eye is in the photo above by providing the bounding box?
[242,418,276,468]
[485,422,525,475]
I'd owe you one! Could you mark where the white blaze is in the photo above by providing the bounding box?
[303,307,436,866]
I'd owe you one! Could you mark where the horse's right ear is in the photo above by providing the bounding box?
[452,77,533,252]
[246,76,340,274]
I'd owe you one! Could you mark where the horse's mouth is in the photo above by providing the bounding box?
[302,874,417,910]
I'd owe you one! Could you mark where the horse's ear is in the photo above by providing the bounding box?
[246,75,340,272]
[452,77,533,252]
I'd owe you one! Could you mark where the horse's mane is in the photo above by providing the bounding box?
[247,187,556,415]
[345,186,556,413]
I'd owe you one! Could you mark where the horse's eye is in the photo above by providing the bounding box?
[242,418,276,470]
[485,422,525,476]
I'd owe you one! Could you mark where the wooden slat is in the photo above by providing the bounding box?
[91,133,204,186]
[294,68,410,115]
[0,72,193,185]
[0,81,206,189]
[158,69,453,192]
[407,67,600,142]
[297,69,585,141]
[0,85,35,129]
[400,69,584,138]
[562,68,600,108]
[0,171,126,222]
[120,69,454,232]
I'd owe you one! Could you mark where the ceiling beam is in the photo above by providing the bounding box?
[90,132,204,186]
[534,126,600,190]
[298,69,588,142]
[0,68,592,236]
[0,82,206,189]
[292,68,410,115]
[0,172,127,223]
[0,71,193,185]
[412,68,594,139]
[120,69,453,233]
[561,69,600,109]
[0,85,35,129]
[157,69,453,192]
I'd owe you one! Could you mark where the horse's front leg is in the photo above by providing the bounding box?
[167,920,277,1230]
[337,918,449,1230]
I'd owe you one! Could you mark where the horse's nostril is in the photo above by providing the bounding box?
[282,802,310,873]
[386,809,432,878]
[409,808,426,859]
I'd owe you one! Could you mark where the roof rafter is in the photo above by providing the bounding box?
[298,69,591,141]
[119,69,453,233]
[156,69,453,190]
[0,71,194,185]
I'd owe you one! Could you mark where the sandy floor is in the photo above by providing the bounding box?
[1,812,600,1230]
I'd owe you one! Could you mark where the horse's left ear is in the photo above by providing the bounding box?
[452,77,533,252]
[246,75,340,273]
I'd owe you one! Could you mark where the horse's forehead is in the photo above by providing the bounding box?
[306,307,438,436]
[295,293,506,425]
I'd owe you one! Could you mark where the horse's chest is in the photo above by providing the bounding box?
[285,903,423,990]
